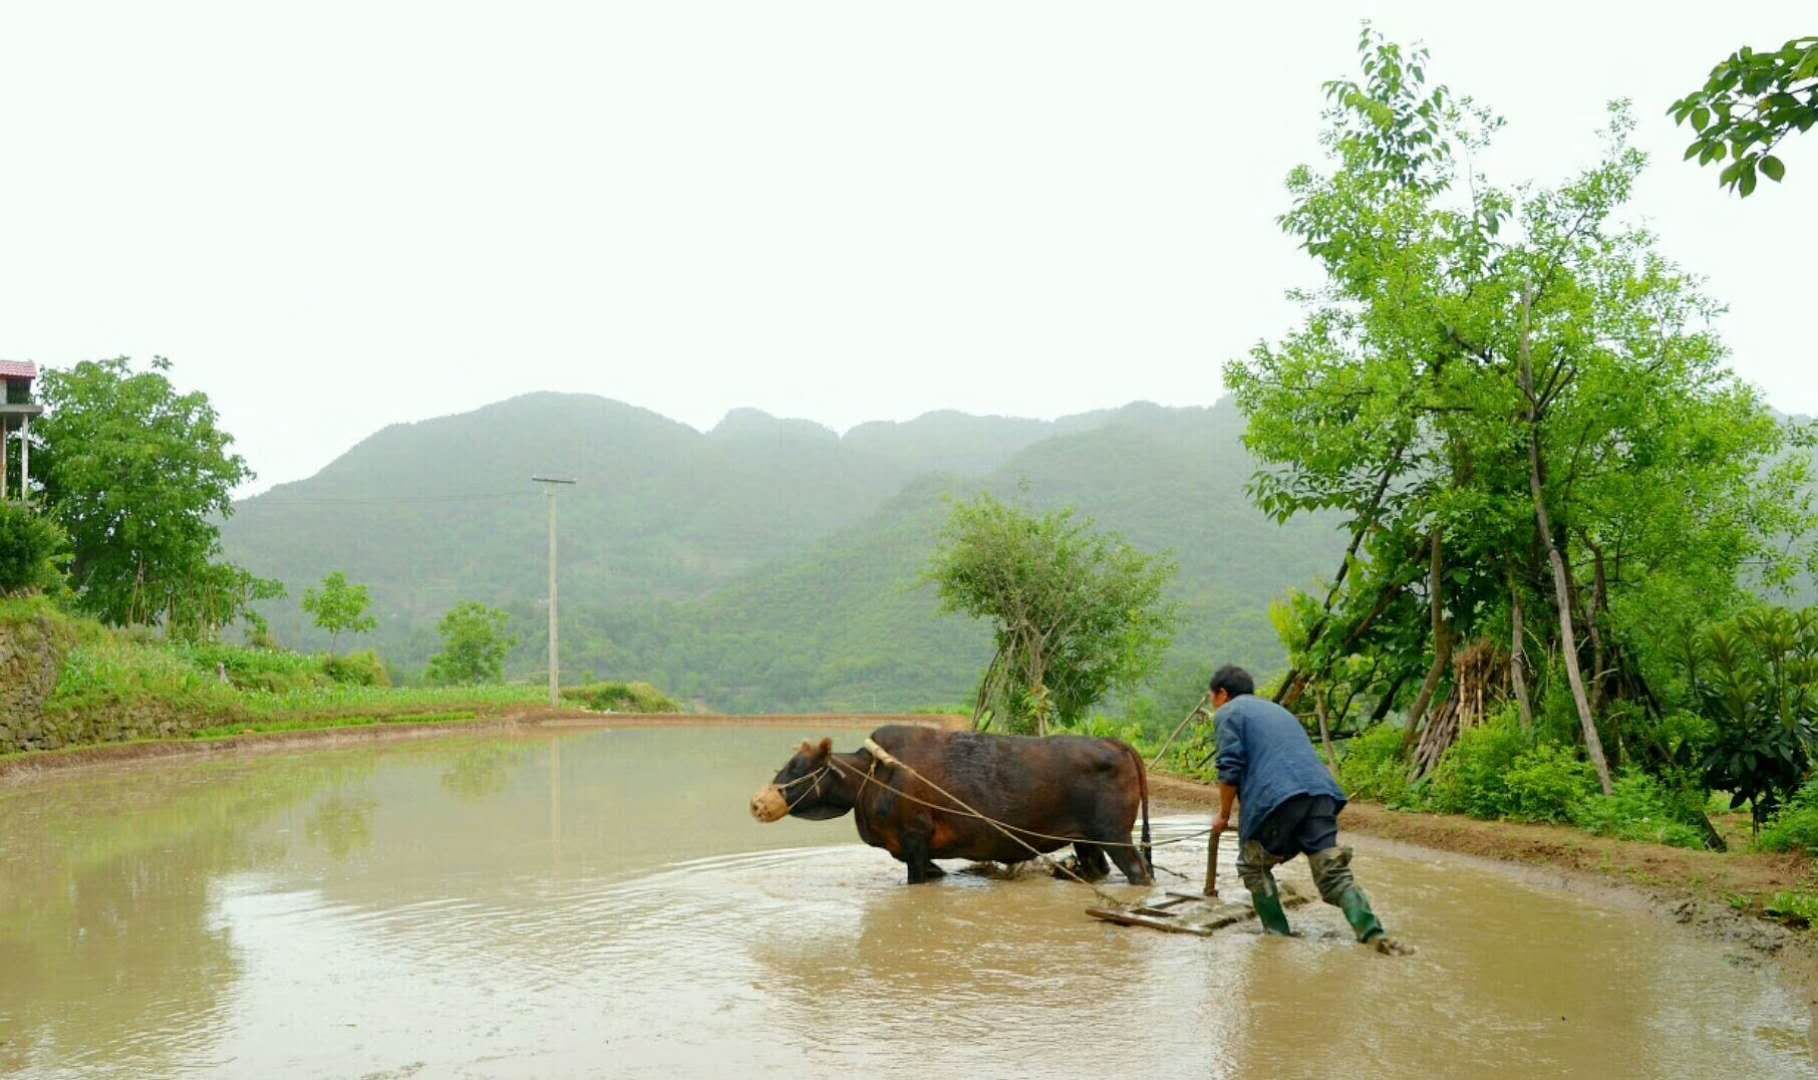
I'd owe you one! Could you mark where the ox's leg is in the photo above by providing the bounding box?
[1106,840,1153,886]
[1071,842,1111,881]
[901,827,945,885]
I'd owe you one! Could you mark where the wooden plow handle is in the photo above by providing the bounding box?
[1204,827,1224,898]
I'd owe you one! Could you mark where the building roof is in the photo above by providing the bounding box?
[0,360,37,380]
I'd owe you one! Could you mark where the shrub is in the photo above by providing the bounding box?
[1426,714,1533,817]
[0,503,69,595]
[322,649,391,687]
[1337,722,1414,806]
[1500,744,1599,823]
[1420,713,1598,823]
[1757,779,1818,855]
[560,680,681,714]
[176,642,326,693]
[1570,769,1708,849]
[1764,890,1818,927]
[425,601,517,686]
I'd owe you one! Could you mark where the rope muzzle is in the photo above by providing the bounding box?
[749,765,830,823]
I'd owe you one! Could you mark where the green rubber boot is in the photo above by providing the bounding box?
[1252,891,1293,935]
[1337,886,1385,944]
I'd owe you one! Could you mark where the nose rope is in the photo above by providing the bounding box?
[779,765,830,811]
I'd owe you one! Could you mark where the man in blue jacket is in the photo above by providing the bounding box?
[1208,664,1402,952]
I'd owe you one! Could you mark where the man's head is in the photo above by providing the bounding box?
[1208,664,1255,709]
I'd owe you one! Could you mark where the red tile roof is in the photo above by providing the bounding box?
[0,360,36,380]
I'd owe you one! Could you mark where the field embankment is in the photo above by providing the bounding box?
[1150,771,1818,947]
[2,596,702,757]
[0,709,969,782]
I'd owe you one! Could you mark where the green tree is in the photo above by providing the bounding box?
[926,492,1177,734]
[301,571,377,655]
[1227,28,1815,795]
[425,601,518,685]
[1671,36,1818,195]
[33,357,277,637]
[0,502,69,595]
[1691,607,1818,831]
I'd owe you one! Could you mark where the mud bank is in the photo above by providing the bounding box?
[0,711,966,784]
[1151,769,1818,1010]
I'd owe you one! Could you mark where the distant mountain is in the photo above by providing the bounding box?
[221,394,1347,711]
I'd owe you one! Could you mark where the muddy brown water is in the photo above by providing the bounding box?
[1,726,1813,1078]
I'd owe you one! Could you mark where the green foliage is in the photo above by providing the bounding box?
[0,502,69,595]
[927,491,1177,733]
[33,357,277,635]
[1756,779,1818,855]
[1690,606,1818,830]
[44,633,246,729]
[176,642,327,693]
[1670,36,1818,195]
[1335,722,1414,806]
[425,601,517,686]
[1763,890,1818,927]
[560,680,681,714]
[26,619,547,752]
[300,571,376,655]
[1054,713,1151,755]
[322,650,390,687]
[1421,715,1598,823]
[1426,716,1542,817]
[1569,770,1709,849]
[1227,28,1815,796]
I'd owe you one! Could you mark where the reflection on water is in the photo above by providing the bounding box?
[0,726,1812,1078]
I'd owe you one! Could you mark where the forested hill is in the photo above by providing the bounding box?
[221,393,1347,710]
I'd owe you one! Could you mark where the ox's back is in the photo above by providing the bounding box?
[868,724,1139,823]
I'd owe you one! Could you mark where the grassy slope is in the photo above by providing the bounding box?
[610,400,1344,713]
[6,603,554,755]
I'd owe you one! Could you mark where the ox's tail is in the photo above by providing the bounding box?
[1122,741,1153,878]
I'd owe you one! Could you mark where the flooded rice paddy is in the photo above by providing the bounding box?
[1,725,1814,1078]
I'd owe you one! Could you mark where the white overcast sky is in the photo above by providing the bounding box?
[3,2,1813,494]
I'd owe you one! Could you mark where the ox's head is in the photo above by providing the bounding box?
[749,737,850,823]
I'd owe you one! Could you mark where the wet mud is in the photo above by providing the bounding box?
[1,726,1812,1077]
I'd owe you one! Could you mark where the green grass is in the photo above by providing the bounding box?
[560,680,681,713]
[5,604,581,754]
[1763,890,1818,927]
[237,682,544,719]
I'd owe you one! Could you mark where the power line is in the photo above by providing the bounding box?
[241,491,544,506]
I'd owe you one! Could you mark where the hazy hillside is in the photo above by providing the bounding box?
[614,400,1344,712]
[221,394,1348,711]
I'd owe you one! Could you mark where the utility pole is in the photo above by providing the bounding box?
[533,476,576,706]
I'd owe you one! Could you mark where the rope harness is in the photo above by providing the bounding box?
[776,765,831,812]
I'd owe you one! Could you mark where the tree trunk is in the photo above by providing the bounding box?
[1401,529,1453,755]
[1315,690,1340,775]
[1584,539,1620,763]
[1519,294,1613,796]
[1509,574,1535,728]
[1368,670,1410,727]
[972,645,1006,730]
[1277,444,1406,707]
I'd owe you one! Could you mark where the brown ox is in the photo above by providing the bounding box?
[749,725,1152,885]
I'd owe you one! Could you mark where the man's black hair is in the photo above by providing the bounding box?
[1209,664,1255,698]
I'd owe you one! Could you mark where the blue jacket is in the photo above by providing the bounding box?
[1214,693,1346,844]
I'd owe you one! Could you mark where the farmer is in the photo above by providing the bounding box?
[1207,664,1405,953]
